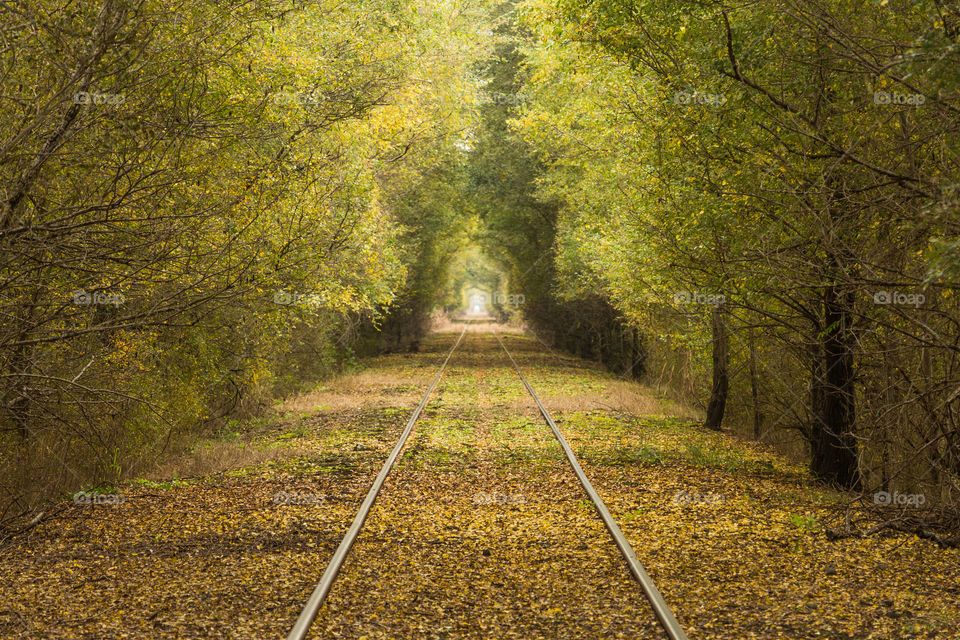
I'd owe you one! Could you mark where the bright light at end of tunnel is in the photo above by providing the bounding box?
[467,293,488,316]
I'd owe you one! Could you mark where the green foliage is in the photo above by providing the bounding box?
[513,0,960,496]
[788,514,820,533]
[0,0,495,504]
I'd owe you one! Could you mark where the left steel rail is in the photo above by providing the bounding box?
[286,326,467,640]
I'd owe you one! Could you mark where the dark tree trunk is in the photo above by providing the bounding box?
[704,302,729,431]
[748,328,762,439]
[633,327,646,379]
[810,285,861,489]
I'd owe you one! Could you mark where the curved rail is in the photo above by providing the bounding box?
[286,326,467,640]
[494,330,689,640]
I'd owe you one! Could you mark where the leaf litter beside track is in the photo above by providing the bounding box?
[0,329,958,639]
[498,333,960,640]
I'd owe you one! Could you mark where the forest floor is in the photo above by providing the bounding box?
[1,328,958,639]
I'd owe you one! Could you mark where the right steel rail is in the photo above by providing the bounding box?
[494,330,689,640]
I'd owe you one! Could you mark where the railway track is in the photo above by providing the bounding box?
[493,330,688,640]
[286,327,688,640]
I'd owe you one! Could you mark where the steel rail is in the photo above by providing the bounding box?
[494,330,689,640]
[286,326,467,640]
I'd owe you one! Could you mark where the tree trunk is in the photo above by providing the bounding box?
[631,327,646,379]
[810,285,860,489]
[748,327,762,439]
[704,302,728,431]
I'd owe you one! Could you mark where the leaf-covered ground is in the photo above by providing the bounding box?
[1,329,958,638]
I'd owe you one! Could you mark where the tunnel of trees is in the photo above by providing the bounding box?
[2,0,959,533]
